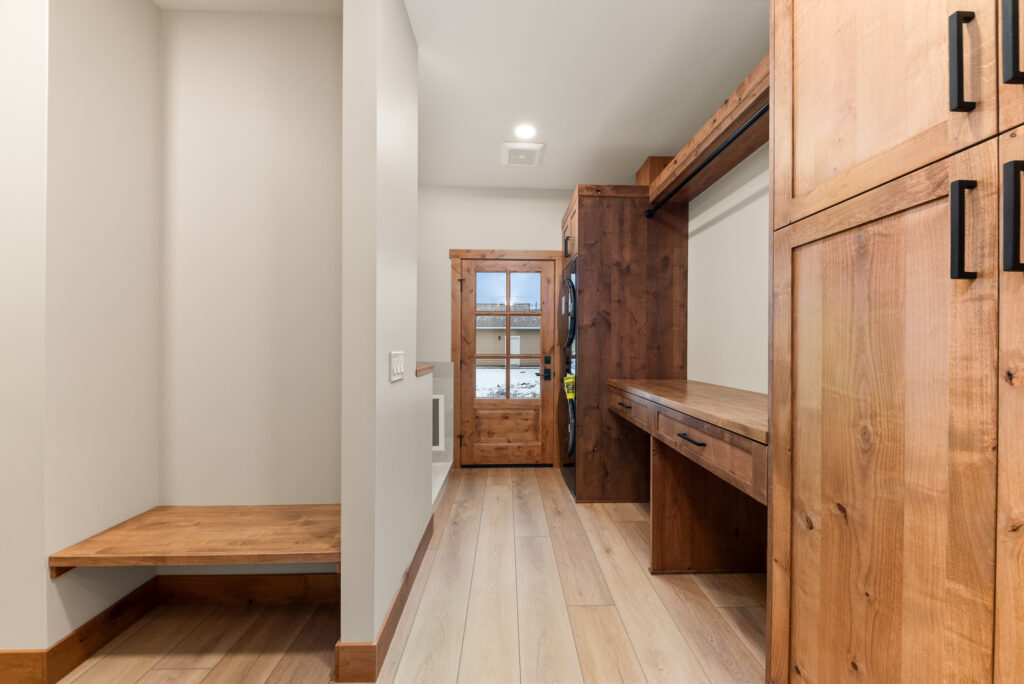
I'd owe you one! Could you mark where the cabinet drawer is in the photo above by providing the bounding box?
[654,407,767,504]
[608,387,652,431]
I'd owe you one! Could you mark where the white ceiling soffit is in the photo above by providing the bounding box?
[153,0,342,14]
[405,0,769,190]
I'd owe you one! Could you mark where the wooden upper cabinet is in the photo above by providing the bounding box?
[1000,0,1024,131]
[771,0,998,229]
[771,140,999,683]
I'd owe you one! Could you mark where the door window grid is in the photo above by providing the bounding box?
[474,270,543,399]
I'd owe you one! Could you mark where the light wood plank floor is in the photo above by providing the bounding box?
[386,467,766,684]
[58,602,338,684]
[60,467,765,684]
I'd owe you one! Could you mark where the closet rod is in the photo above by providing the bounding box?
[645,101,770,219]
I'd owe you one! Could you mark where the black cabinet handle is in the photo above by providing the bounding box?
[1006,0,1024,83]
[677,432,706,448]
[564,235,571,257]
[617,402,632,410]
[951,179,978,279]
[950,11,977,111]
[1005,161,1024,271]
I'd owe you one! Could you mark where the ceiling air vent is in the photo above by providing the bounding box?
[501,141,545,167]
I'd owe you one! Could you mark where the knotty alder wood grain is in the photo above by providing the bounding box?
[608,379,768,444]
[648,54,769,207]
[573,187,687,502]
[772,141,999,683]
[49,505,340,575]
[996,126,1024,683]
[771,0,997,229]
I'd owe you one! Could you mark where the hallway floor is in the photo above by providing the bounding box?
[384,466,765,684]
[58,466,765,684]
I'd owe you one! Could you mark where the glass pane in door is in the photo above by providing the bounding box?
[510,272,541,311]
[476,272,507,311]
[510,315,541,354]
[476,315,506,355]
[510,358,541,398]
[475,358,506,398]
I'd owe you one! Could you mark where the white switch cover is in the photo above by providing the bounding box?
[389,351,405,382]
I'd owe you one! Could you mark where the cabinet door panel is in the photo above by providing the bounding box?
[771,141,998,683]
[772,0,997,229]
[995,126,1024,683]
[1000,0,1024,131]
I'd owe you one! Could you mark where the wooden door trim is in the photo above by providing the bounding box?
[770,140,999,683]
[449,249,562,261]
[451,252,561,468]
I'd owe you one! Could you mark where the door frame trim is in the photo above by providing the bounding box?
[450,250,563,468]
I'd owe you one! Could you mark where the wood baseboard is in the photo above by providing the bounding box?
[335,517,434,682]
[0,570,340,684]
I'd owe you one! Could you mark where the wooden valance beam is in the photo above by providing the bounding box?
[649,54,769,208]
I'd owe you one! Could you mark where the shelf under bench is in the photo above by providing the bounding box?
[49,504,340,578]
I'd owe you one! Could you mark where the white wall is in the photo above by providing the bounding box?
[686,143,769,394]
[43,0,164,646]
[0,0,49,651]
[160,11,342,505]
[341,0,431,643]
[417,185,566,362]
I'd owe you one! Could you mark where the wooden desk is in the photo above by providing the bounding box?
[608,379,768,573]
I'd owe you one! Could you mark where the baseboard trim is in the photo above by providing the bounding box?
[0,570,340,684]
[335,517,434,682]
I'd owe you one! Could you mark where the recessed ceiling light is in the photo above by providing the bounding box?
[514,123,537,140]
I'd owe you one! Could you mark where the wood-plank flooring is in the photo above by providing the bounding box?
[388,467,765,684]
[58,603,338,684]
[61,467,764,684]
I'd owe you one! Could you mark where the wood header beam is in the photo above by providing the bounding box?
[649,54,769,207]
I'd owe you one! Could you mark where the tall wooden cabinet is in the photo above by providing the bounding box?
[771,2,1024,682]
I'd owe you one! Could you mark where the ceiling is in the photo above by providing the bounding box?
[405,0,768,190]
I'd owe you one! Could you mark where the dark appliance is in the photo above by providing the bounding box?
[558,256,577,496]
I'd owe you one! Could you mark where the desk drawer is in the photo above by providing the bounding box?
[654,406,767,504]
[608,387,652,431]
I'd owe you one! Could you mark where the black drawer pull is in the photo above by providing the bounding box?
[1004,160,1024,271]
[677,432,706,448]
[1005,0,1024,83]
[617,402,632,410]
[950,11,977,112]
[951,179,978,279]
[564,235,571,257]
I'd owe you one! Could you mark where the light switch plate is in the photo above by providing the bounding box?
[389,351,405,382]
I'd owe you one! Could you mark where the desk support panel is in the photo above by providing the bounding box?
[650,437,767,573]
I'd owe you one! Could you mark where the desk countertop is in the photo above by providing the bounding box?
[608,378,768,444]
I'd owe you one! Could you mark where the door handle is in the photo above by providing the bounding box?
[951,179,978,279]
[677,433,707,448]
[1006,0,1024,83]
[1004,161,1024,271]
[950,11,977,111]
[535,369,552,380]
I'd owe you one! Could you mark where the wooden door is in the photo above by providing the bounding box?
[459,259,557,465]
[996,126,1024,682]
[771,141,999,683]
[772,0,997,229]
